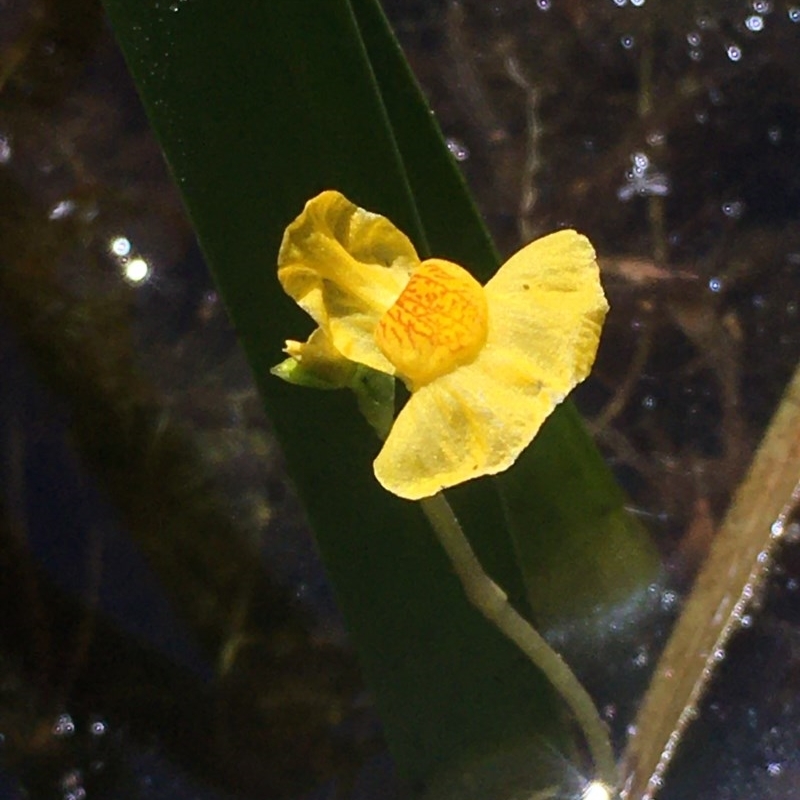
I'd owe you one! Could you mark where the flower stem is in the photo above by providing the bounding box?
[419,491,617,790]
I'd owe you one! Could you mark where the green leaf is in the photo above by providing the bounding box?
[498,403,660,642]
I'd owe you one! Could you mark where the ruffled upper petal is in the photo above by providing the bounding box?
[278,191,419,374]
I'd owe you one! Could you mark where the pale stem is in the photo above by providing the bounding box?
[419,491,617,790]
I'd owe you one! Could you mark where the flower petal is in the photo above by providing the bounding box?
[373,354,559,499]
[485,229,608,393]
[278,191,418,374]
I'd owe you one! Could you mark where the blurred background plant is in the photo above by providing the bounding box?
[0,1,799,799]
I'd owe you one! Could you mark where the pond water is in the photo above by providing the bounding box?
[1,1,799,799]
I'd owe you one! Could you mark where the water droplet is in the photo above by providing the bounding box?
[722,200,744,218]
[621,35,635,49]
[712,648,726,662]
[726,43,742,61]
[708,276,723,292]
[771,519,784,538]
[741,614,753,628]
[446,137,469,162]
[745,14,764,31]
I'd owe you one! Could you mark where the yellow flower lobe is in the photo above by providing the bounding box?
[375,259,489,389]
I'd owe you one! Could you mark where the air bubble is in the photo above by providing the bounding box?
[708,277,723,292]
[726,43,742,61]
[767,126,782,144]
[537,0,551,10]
[446,137,470,162]
[686,31,701,46]
[752,0,771,12]
[745,14,764,31]
[52,714,75,737]
[621,35,635,49]
[110,236,131,257]
[660,590,678,611]
[789,7,800,22]
[722,200,744,218]
[49,199,76,220]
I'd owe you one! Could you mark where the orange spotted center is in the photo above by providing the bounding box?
[375,258,488,389]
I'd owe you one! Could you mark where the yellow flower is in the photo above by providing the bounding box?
[277,190,608,500]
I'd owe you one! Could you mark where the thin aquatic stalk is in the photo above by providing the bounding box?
[420,491,617,789]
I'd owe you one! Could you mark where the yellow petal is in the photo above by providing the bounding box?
[372,354,557,499]
[278,191,418,374]
[485,229,608,392]
[375,259,488,390]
